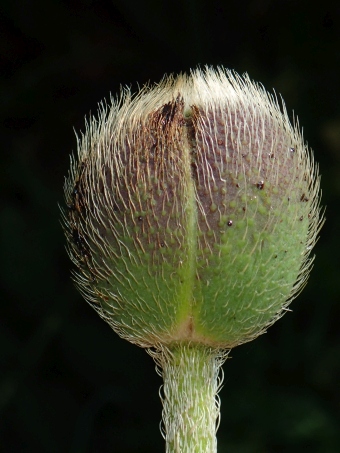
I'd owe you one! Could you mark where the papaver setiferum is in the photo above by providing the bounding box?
[62,67,323,452]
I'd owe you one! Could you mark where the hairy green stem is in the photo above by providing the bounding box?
[150,343,228,452]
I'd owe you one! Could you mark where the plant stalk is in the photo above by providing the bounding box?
[150,343,227,453]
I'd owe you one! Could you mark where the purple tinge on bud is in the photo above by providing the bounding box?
[62,67,323,349]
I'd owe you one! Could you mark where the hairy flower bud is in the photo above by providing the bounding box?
[63,67,323,350]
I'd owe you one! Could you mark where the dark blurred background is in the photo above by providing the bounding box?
[1,0,339,452]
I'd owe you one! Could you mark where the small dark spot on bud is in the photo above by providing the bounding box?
[256,181,264,190]
[288,197,290,202]
[269,153,274,158]
[236,183,240,188]
[290,147,295,153]
[227,220,233,226]
[299,216,304,221]
[300,193,309,202]
[160,242,165,247]
[242,207,246,212]
[274,254,278,258]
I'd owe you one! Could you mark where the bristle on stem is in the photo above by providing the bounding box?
[149,344,228,453]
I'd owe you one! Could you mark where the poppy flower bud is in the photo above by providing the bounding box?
[63,67,323,452]
[63,67,322,350]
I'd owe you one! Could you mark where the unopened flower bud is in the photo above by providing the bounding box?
[63,67,323,350]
